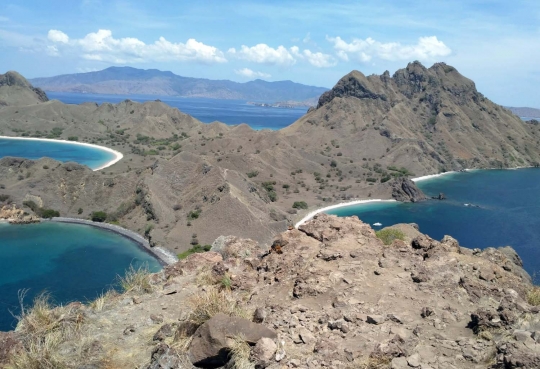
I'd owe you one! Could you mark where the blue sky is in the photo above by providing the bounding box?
[1,0,539,107]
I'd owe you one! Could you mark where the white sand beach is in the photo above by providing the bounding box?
[294,199,397,228]
[0,135,123,171]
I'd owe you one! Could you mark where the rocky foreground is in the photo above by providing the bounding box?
[1,214,539,368]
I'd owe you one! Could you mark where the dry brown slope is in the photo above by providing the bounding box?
[0,71,48,107]
[283,62,540,175]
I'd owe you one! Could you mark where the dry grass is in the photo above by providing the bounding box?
[188,286,249,325]
[88,290,117,312]
[7,292,84,369]
[228,335,254,369]
[118,264,153,294]
[527,286,540,306]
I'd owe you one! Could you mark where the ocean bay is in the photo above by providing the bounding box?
[327,168,540,276]
[0,222,161,331]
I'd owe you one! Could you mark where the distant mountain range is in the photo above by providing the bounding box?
[29,67,328,101]
[506,106,540,119]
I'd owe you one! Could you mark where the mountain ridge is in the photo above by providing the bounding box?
[29,66,328,101]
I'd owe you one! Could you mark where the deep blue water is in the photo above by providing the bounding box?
[0,138,116,170]
[328,168,540,277]
[0,222,161,331]
[47,92,307,130]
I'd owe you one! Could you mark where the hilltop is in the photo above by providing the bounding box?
[29,66,328,101]
[0,71,48,107]
[1,62,540,253]
[506,106,540,119]
[1,214,539,368]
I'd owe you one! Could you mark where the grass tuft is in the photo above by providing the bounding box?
[375,228,405,245]
[117,264,153,294]
[228,335,254,369]
[188,287,249,326]
[527,286,540,306]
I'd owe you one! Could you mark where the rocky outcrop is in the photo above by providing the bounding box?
[0,71,48,106]
[2,213,539,369]
[0,205,40,224]
[188,313,277,367]
[391,178,427,202]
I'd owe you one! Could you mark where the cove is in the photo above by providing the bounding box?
[326,168,540,276]
[0,136,122,170]
[0,222,161,331]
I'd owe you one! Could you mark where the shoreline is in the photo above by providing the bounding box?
[294,199,397,228]
[0,135,123,171]
[47,217,178,266]
[296,166,538,228]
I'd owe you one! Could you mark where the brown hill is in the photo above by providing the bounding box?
[0,71,48,107]
[0,63,539,254]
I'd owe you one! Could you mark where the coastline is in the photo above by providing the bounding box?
[0,135,123,171]
[47,217,178,266]
[295,166,538,228]
[294,199,397,228]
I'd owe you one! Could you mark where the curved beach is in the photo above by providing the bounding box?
[48,217,178,266]
[294,199,397,228]
[0,135,123,171]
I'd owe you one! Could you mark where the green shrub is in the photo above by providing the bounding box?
[268,190,277,202]
[39,209,60,219]
[91,211,108,222]
[67,136,78,141]
[177,244,212,260]
[188,209,201,220]
[247,171,259,178]
[376,228,406,245]
[527,287,540,306]
[23,200,38,212]
[77,208,83,215]
[292,201,308,209]
[0,194,9,202]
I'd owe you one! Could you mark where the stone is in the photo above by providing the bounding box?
[153,323,174,342]
[391,357,408,369]
[366,315,386,325]
[299,327,316,345]
[188,313,277,367]
[150,314,164,324]
[251,337,277,368]
[123,325,136,335]
[407,353,422,367]
[253,307,267,323]
[144,343,183,369]
[514,330,532,342]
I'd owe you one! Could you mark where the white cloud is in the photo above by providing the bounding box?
[47,29,227,64]
[48,30,69,44]
[327,35,451,62]
[228,44,296,66]
[234,68,271,79]
[290,46,337,68]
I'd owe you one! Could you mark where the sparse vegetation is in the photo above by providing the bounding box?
[177,244,212,260]
[527,286,540,306]
[117,264,153,294]
[246,171,259,178]
[375,228,406,245]
[90,211,107,222]
[188,286,249,325]
[292,201,308,209]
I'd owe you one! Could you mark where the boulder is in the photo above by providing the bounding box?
[188,313,277,368]
[391,178,427,203]
[251,337,277,368]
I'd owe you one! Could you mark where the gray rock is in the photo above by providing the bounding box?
[188,313,277,367]
[251,337,277,368]
[366,315,386,325]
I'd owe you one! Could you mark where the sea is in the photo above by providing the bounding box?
[47,92,308,130]
[0,222,161,331]
[0,138,116,170]
[327,168,540,278]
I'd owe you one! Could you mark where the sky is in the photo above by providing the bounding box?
[1,0,539,107]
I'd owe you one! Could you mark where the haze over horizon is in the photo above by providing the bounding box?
[0,0,539,107]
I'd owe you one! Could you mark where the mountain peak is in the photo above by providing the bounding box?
[0,71,49,106]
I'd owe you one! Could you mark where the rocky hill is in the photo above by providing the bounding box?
[0,71,48,107]
[29,66,328,101]
[1,63,540,252]
[1,214,539,368]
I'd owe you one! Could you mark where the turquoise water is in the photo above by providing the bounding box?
[0,222,161,331]
[328,168,540,276]
[0,138,116,170]
[47,92,307,130]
